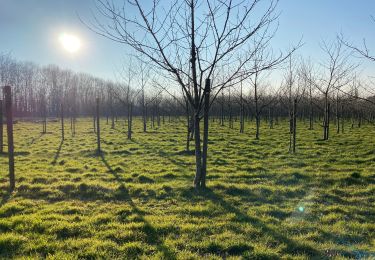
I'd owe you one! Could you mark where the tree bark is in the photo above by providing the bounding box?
[186,99,190,151]
[220,91,224,126]
[193,112,202,188]
[200,78,211,188]
[255,80,260,139]
[61,103,65,141]
[292,99,297,153]
[336,96,340,134]
[96,98,101,153]
[143,105,147,132]
[0,99,3,154]
[269,107,273,129]
[4,86,15,191]
[127,102,132,139]
[341,104,344,134]
[323,94,329,140]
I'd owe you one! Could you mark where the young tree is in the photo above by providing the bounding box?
[91,0,298,188]
[249,69,277,139]
[300,58,315,130]
[310,39,356,140]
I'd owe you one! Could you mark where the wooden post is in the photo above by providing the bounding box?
[61,103,64,140]
[4,86,15,191]
[0,99,3,153]
[96,98,101,153]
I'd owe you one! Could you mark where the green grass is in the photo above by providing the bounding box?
[0,117,374,259]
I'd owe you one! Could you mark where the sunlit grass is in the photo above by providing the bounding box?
[0,117,374,259]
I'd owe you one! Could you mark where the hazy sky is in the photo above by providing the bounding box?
[1,0,375,81]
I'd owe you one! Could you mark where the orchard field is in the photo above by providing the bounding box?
[0,118,374,259]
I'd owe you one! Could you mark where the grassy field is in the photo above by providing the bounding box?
[0,117,374,259]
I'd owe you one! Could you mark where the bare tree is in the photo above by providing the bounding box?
[284,56,305,153]
[87,0,299,188]
[249,68,277,139]
[309,39,356,140]
[300,58,316,130]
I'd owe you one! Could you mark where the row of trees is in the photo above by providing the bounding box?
[2,0,375,189]
[88,0,375,188]
[0,53,184,132]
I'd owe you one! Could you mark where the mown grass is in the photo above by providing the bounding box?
[0,117,374,259]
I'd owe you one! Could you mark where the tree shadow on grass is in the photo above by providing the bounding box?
[131,139,192,170]
[51,139,64,165]
[99,152,176,259]
[0,191,12,207]
[29,132,44,145]
[185,187,327,258]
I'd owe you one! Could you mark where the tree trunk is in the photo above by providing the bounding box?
[157,104,161,128]
[326,102,330,140]
[309,90,313,130]
[228,87,233,129]
[96,98,101,153]
[341,104,344,134]
[358,111,361,128]
[4,86,15,191]
[269,107,273,129]
[292,99,297,153]
[73,117,76,136]
[0,99,3,154]
[200,78,211,188]
[220,91,224,126]
[255,82,260,139]
[111,99,115,129]
[240,104,244,133]
[143,105,147,132]
[93,116,96,133]
[193,112,202,188]
[127,102,132,139]
[41,94,47,134]
[151,104,155,129]
[61,103,65,141]
[336,97,340,134]
[323,94,329,140]
[239,81,244,133]
[186,99,190,151]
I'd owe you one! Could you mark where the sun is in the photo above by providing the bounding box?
[59,33,81,53]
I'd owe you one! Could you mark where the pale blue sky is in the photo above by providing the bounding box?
[0,0,374,81]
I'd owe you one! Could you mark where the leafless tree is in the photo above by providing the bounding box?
[79,0,299,187]
[299,58,316,130]
[309,39,356,140]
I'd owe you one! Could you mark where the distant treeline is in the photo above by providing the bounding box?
[1,54,374,124]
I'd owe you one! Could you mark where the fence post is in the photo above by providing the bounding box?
[4,86,15,191]
[96,98,101,153]
[0,99,3,154]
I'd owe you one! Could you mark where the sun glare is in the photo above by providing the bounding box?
[59,33,81,53]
